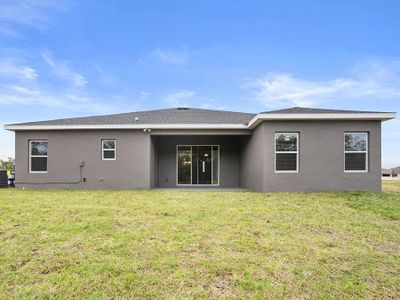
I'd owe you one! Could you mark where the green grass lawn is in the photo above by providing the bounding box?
[1,182,399,299]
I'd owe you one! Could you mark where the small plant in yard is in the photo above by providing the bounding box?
[0,181,399,299]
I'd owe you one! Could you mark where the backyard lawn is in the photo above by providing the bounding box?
[0,182,399,299]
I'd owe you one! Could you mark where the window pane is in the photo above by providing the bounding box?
[276,134,297,151]
[276,153,297,171]
[103,140,115,149]
[31,141,48,155]
[31,157,47,172]
[345,133,367,151]
[212,146,219,184]
[178,147,191,184]
[103,150,115,159]
[345,153,366,171]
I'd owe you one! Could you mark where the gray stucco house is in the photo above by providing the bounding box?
[4,107,396,192]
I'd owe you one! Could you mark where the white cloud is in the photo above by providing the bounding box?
[93,64,116,85]
[161,89,225,110]
[0,50,140,117]
[0,1,49,27]
[163,89,196,106]
[148,47,187,65]
[0,84,134,114]
[0,58,38,80]
[42,51,88,87]
[244,60,400,108]
[0,0,70,35]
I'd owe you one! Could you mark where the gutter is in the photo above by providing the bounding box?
[4,123,249,131]
[247,112,397,129]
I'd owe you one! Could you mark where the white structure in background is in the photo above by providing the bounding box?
[382,166,400,180]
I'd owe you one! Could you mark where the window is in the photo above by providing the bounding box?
[344,133,368,172]
[29,140,48,173]
[275,133,298,172]
[102,140,116,160]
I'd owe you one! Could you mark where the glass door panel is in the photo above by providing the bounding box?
[212,146,219,184]
[198,146,212,184]
[177,146,191,184]
[191,146,198,184]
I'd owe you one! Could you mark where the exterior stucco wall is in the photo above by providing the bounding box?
[239,125,264,191]
[150,136,157,189]
[15,130,152,189]
[154,135,241,188]
[13,120,382,191]
[242,120,381,192]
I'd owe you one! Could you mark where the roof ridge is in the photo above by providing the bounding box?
[262,106,393,114]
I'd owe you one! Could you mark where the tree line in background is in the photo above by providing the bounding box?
[0,158,15,170]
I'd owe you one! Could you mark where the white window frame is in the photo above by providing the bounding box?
[344,132,368,173]
[29,140,48,174]
[176,145,220,186]
[274,132,299,173]
[102,139,116,160]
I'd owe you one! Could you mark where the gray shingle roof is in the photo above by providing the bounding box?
[7,106,394,127]
[11,108,256,126]
[262,107,385,114]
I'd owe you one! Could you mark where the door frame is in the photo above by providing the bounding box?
[176,145,220,186]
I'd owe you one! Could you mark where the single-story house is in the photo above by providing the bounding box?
[382,168,393,177]
[4,107,396,192]
[393,167,400,177]
[382,166,400,178]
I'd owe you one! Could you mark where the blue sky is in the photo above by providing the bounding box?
[0,0,399,167]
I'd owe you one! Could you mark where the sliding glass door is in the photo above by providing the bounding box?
[177,145,219,185]
[177,146,192,184]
